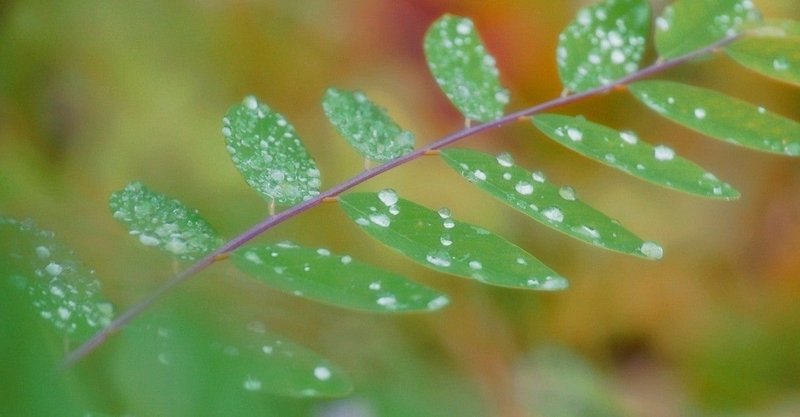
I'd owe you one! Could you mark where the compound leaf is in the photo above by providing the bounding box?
[322,88,415,161]
[223,96,322,205]
[109,182,223,261]
[629,81,800,156]
[557,0,650,93]
[440,148,661,258]
[0,217,114,341]
[531,114,740,199]
[424,14,509,122]
[232,242,449,313]
[726,36,800,86]
[113,307,351,407]
[339,191,568,290]
[655,0,761,59]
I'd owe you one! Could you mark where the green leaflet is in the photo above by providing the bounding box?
[322,88,415,161]
[109,182,223,261]
[424,14,509,122]
[556,0,650,93]
[0,217,114,341]
[232,242,449,313]
[113,308,351,407]
[531,114,740,200]
[0,276,85,416]
[654,0,761,59]
[741,19,800,38]
[339,191,568,290]
[223,96,322,205]
[440,148,660,258]
[629,81,800,156]
[726,37,800,86]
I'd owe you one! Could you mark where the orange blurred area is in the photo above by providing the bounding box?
[2,0,800,416]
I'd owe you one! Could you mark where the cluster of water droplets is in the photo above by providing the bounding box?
[1,217,114,338]
[425,15,509,121]
[110,182,223,260]
[223,96,321,205]
[557,0,648,91]
[322,88,415,161]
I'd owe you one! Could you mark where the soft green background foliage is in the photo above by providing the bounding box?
[2,0,800,416]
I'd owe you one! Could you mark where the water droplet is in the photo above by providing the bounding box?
[427,295,449,310]
[341,255,352,264]
[531,171,546,183]
[437,208,452,219]
[567,128,583,141]
[377,295,397,307]
[45,262,63,276]
[773,57,790,71]
[694,108,707,119]
[540,275,569,290]
[35,245,51,259]
[244,96,258,110]
[262,345,274,354]
[245,251,263,264]
[515,181,534,195]
[426,252,452,267]
[243,376,262,391]
[654,145,676,161]
[542,207,564,223]
[496,153,514,167]
[369,282,381,290]
[440,235,453,246]
[620,131,638,145]
[640,241,664,260]
[316,248,331,256]
[378,189,399,206]
[469,260,483,270]
[369,214,391,228]
[558,186,577,201]
[443,219,455,229]
[138,234,160,246]
[314,366,332,381]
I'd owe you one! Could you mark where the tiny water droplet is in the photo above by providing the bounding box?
[654,145,675,161]
[558,186,577,201]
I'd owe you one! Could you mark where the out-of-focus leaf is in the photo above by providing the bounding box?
[109,182,223,261]
[655,0,761,59]
[0,266,84,417]
[0,217,114,341]
[629,81,800,156]
[531,114,740,200]
[232,242,449,313]
[223,96,321,205]
[742,19,800,38]
[440,148,662,258]
[726,37,800,86]
[556,0,650,92]
[113,308,352,415]
[339,191,568,290]
[322,88,415,161]
[424,14,509,122]
[517,346,627,417]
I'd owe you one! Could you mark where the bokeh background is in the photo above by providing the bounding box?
[2,0,800,416]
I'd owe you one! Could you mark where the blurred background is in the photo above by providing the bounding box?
[2,0,800,416]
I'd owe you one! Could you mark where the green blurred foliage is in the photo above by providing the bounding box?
[2,0,800,416]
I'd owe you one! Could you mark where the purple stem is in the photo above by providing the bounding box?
[60,34,739,369]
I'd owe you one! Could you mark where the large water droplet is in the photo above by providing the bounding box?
[640,241,664,259]
[378,189,399,206]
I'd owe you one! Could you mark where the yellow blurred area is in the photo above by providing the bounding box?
[2,0,800,416]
